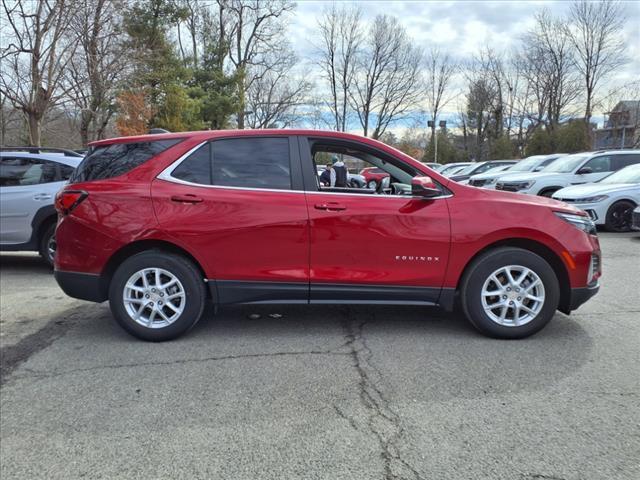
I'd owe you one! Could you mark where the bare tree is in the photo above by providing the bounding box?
[245,55,311,128]
[567,0,627,124]
[220,0,295,129]
[317,4,363,132]
[349,15,423,139]
[65,0,129,145]
[519,10,581,131]
[1,0,78,145]
[424,48,457,158]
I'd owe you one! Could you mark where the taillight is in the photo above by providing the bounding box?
[55,190,88,215]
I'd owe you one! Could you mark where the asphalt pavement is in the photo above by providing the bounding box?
[1,233,639,479]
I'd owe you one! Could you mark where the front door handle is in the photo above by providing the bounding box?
[314,202,346,211]
[171,194,203,204]
[34,193,53,201]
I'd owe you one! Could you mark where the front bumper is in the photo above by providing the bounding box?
[54,270,108,303]
[560,282,600,313]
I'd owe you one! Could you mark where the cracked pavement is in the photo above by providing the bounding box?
[1,233,639,479]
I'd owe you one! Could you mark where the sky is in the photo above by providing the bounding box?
[286,0,640,132]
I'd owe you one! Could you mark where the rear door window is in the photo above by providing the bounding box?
[612,154,640,171]
[172,144,212,185]
[70,139,181,183]
[211,137,291,190]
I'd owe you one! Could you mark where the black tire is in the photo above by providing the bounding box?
[460,247,560,339]
[538,188,559,198]
[38,222,56,268]
[367,180,378,189]
[108,251,206,341]
[604,200,635,232]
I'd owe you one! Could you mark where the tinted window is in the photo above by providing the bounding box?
[583,156,611,173]
[172,144,212,184]
[0,157,58,186]
[612,154,640,170]
[70,139,181,183]
[211,137,290,190]
[59,164,75,180]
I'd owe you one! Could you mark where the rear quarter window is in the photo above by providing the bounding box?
[70,139,181,183]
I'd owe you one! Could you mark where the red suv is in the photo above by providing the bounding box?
[54,130,601,341]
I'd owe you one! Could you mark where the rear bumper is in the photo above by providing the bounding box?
[560,282,600,314]
[54,270,108,303]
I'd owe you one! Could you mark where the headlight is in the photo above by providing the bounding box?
[574,195,609,203]
[554,212,597,235]
[509,180,535,190]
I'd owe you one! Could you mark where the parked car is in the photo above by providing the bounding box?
[457,164,514,185]
[421,162,442,171]
[359,166,390,189]
[438,162,473,177]
[448,160,518,183]
[468,154,565,189]
[54,130,601,341]
[0,148,82,266]
[631,206,640,231]
[553,164,640,232]
[496,150,640,197]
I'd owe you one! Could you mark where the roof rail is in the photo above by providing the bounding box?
[0,146,84,157]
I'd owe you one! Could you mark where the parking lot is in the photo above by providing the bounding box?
[0,232,638,479]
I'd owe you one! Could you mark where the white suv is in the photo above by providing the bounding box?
[495,150,640,197]
[0,148,82,265]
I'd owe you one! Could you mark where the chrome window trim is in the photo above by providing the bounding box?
[157,140,452,200]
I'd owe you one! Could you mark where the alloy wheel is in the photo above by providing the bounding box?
[610,203,633,231]
[46,235,56,264]
[123,268,186,329]
[481,265,545,327]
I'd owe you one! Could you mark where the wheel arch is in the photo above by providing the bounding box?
[100,239,209,300]
[30,205,58,246]
[537,186,563,196]
[455,237,571,313]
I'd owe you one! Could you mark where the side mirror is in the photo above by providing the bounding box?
[533,166,544,172]
[577,166,592,175]
[411,176,441,198]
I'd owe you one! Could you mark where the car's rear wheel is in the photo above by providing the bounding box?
[38,222,56,267]
[460,247,560,339]
[109,251,206,341]
[604,200,635,232]
[367,180,377,189]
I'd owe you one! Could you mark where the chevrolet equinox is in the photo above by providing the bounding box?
[54,130,601,341]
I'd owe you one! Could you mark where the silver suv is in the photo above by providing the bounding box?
[0,148,82,265]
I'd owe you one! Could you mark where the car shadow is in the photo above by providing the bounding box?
[0,253,51,274]
[3,300,593,400]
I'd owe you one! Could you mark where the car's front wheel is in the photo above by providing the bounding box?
[604,200,635,232]
[460,247,560,339]
[109,251,206,341]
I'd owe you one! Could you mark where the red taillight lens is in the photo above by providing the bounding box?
[55,190,88,215]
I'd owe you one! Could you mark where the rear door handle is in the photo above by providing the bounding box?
[171,194,203,204]
[34,193,53,201]
[314,202,346,211]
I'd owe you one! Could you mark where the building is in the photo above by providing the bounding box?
[593,100,640,150]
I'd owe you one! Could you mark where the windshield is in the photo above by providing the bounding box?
[599,164,640,184]
[456,163,483,175]
[509,156,545,172]
[541,154,588,173]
